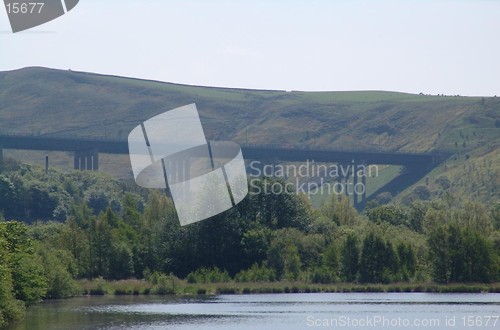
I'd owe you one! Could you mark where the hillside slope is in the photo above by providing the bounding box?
[0,67,498,204]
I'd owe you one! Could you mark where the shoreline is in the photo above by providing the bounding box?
[77,279,500,296]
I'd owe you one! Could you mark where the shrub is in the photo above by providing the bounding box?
[234,264,277,282]
[89,277,106,295]
[37,246,79,299]
[0,264,25,328]
[185,268,230,284]
[148,272,180,294]
[310,266,337,284]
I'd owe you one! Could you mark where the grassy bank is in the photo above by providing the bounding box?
[78,278,500,296]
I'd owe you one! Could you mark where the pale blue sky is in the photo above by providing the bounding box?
[1,0,499,96]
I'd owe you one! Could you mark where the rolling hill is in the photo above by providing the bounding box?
[0,67,498,205]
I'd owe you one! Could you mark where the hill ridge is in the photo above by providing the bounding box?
[0,66,498,204]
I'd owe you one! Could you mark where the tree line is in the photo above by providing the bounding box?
[0,162,499,327]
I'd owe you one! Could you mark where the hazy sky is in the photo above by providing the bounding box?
[1,0,499,96]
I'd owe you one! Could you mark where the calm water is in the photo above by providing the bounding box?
[8,293,500,330]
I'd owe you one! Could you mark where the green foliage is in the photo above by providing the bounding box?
[234,264,277,282]
[428,223,496,283]
[322,243,339,272]
[35,244,79,299]
[243,177,314,231]
[0,264,25,329]
[366,205,408,227]
[427,226,449,283]
[492,203,500,230]
[108,241,134,280]
[266,228,309,280]
[359,233,400,283]
[10,253,47,305]
[0,166,126,222]
[0,222,48,305]
[241,227,273,266]
[309,266,337,284]
[322,195,358,226]
[145,272,180,294]
[87,277,106,295]
[340,234,360,282]
[283,245,302,281]
[407,201,428,232]
[185,268,231,284]
[456,200,493,232]
[0,221,51,327]
[423,198,495,233]
[0,175,15,217]
[397,243,416,281]
[0,163,498,329]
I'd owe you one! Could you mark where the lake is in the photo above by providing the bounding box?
[8,293,500,330]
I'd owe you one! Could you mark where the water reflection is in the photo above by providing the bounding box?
[9,293,500,330]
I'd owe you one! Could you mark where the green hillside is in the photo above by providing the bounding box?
[0,67,498,204]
